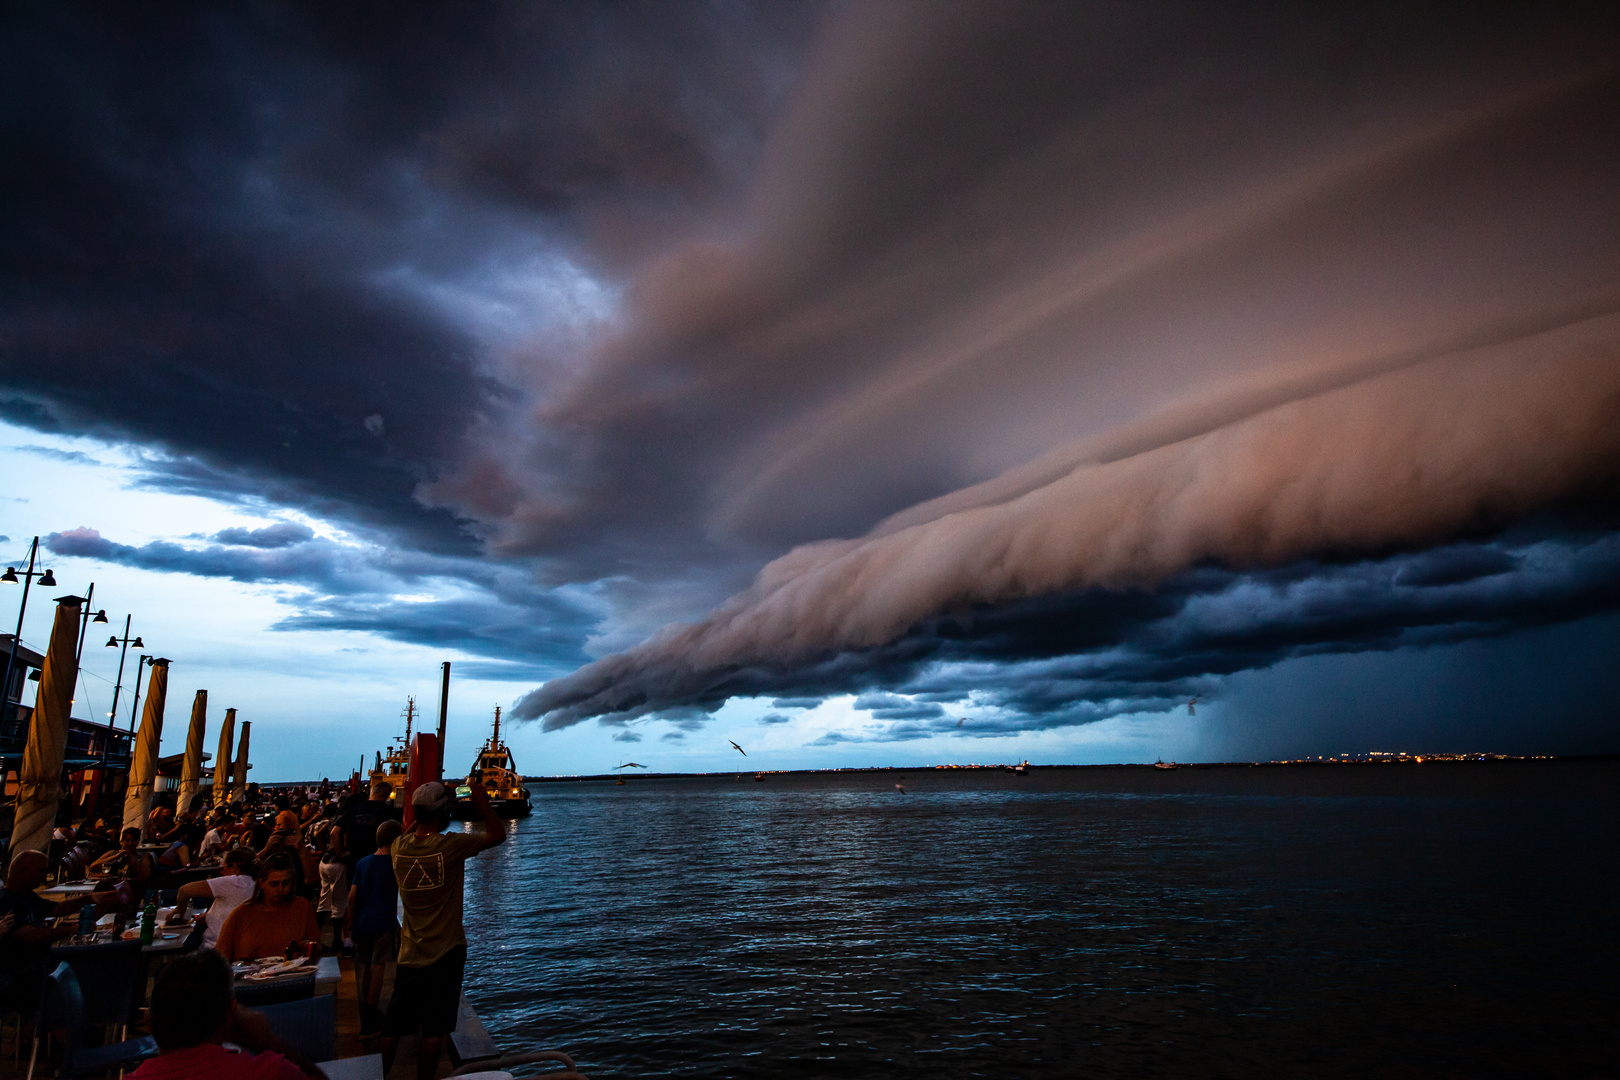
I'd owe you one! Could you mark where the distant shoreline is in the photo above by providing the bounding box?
[250,752,1617,788]
[520,753,1618,785]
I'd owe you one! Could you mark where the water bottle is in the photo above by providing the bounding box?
[139,892,157,946]
[77,902,95,938]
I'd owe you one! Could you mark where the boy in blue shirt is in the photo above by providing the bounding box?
[345,817,403,1036]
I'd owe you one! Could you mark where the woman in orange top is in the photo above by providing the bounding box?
[214,851,320,961]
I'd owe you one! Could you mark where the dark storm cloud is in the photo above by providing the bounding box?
[212,523,316,549]
[45,526,594,669]
[0,1,818,557]
[852,693,946,722]
[517,513,1620,731]
[493,1,1620,731]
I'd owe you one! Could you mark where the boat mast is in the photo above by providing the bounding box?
[491,705,501,750]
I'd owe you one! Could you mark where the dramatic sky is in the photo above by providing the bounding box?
[2,2,1617,779]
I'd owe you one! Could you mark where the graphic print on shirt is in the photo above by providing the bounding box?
[397,852,446,891]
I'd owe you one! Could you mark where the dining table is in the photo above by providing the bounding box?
[50,908,202,955]
[313,1053,385,1080]
[231,955,342,997]
[36,880,100,902]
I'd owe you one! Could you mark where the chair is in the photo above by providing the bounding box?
[57,846,87,884]
[233,972,314,1007]
[51,939,144,1037]
[26,963,155,1079]
[256,995,335,1064]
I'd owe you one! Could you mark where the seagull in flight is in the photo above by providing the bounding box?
[956,718,964,728]
[1187,697,1200,716]
[615,762,647,769]
[729,740,747,756]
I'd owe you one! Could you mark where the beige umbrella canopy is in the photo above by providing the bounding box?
[212,707,235,809]
[231,720,251,800]
[8,596,81,859]
[176,689,207,815]
[121,658,169,834]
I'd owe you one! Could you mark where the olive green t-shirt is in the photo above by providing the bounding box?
[390,829,487,967]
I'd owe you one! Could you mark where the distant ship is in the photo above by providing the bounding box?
[454,706,533,818]
[1012,760,1030,776]
[1154,759,1179,770]
[368,697,417,801]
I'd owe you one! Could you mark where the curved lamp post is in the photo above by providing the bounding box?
[2,536,58,725]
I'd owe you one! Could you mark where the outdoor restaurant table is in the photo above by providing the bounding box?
[49,926,198,956]
[233,956,342,997]
[314,1053,385,1080]
[37,881,99,901]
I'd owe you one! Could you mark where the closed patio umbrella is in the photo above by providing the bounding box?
[8,596,82,859]
[121,658,169,834]
[231,720,251,800]
[212,707,235,809]
[176,689,207,814]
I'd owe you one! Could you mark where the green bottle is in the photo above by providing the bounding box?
[139,892,157,946]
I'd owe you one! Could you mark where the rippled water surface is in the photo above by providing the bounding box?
[457,761,1617,1078]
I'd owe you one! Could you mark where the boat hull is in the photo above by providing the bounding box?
[451,795,532,819]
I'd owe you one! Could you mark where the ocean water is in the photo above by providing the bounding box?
[457,761,1617,1079]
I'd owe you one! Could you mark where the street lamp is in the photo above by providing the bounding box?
[105,618,143,725]
[102,615,143,772]
[2,536,60,725]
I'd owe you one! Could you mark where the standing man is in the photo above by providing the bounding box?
[380,774,505,1080]
[337,781,401,870]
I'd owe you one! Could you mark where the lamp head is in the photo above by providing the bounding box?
[38,570,56,587]
[27,669,40,682]
[131,637,144,649]
[92,610,108,624]
[0,568,16,583]
[105,636,119,648]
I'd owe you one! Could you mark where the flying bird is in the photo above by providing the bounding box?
[729,740,746,756]
[894,782,906,793]
[1187,697,1200,716]
[615,762,647,769]
[956,718,964,728]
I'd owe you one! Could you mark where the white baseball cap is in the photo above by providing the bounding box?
[411,781,450,812]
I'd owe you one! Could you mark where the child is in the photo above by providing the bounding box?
[346,818,403,1037]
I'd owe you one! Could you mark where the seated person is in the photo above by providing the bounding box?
[145,804,174,843]
[88,827,154,891]
[129,948,324,1079]
[0,850,119,1011]
[170,849,257,949]
[214,852,319,962]
[156,835,193,873]
[159,809,207,854]
[197,813,231,860]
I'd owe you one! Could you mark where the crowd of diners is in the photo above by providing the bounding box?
[0,780,403,1014]
[0,775,508,1080]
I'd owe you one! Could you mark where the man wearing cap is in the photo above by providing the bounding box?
[381,774,505,1080]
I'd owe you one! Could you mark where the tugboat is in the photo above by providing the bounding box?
[368,698,417,802]
[454,707,533,818]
